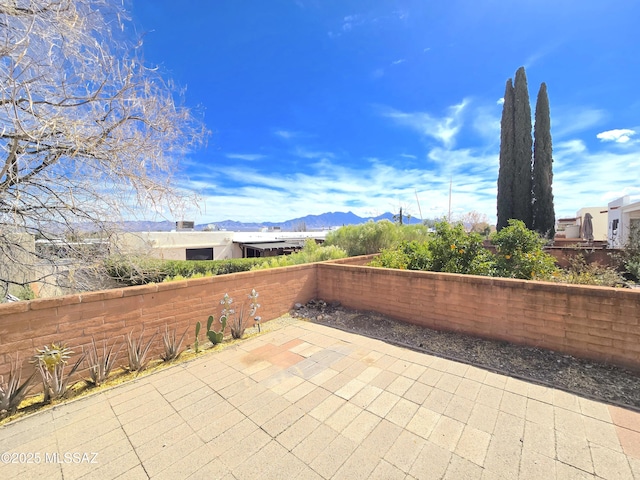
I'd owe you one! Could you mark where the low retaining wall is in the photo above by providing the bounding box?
[0,264,317,380]
[316,263,640,371]
[1,255,639,385]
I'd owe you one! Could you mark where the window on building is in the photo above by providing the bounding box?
[186,248,213,260]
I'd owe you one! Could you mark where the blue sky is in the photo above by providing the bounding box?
[130,0,640,224]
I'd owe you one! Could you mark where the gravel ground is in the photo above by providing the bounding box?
[290,299,640,411]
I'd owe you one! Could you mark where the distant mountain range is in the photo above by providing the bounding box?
[120,211,422,232]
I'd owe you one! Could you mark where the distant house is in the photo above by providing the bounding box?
[607,195,640,248]
[113,230,327,260]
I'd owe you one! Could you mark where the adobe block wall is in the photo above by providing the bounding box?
[0,264,317,381]
[316,263,640,371]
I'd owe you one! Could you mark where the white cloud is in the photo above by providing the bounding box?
[225,153,266,161]
[391,59,406,65]
[274,130,296,139]
[496,97,504,105]
[596,128,636,143]
[382,99,469,148]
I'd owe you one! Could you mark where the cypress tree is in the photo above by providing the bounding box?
[532,82,555,238]
[512,66,533,229]
[497,78,515,231]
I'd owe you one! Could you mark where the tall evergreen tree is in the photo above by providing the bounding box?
[532,82,555,238]
[512,66,533,229]
[497,78,515,231]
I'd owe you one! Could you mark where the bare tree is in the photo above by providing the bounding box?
[457,211,492,236]
[0,1,207,297]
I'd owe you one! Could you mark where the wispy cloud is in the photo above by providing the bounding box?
[225,153,266,161]
[596,128,636,144]
[391,59,406,65]
[553,107,606,138]
[292,147,335,160]
[274,130,297,140]
[381,99,469,148]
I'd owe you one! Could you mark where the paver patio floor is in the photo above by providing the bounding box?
[1,318,639,479]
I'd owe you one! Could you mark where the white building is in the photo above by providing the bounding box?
[607,196,640,248]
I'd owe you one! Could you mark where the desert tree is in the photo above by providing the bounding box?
[0,0,206,297]
[532,82,555,238]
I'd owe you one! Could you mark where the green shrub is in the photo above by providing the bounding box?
[612,223,640,282]
[371,222,493,275]
[105,255,267,286]
[553,255,627,287]
[490,219,558,280]
[251,239,347,270]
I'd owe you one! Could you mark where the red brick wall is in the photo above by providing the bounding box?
[316,263,640,371]
[0,264,317,381]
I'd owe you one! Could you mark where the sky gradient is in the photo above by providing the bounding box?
[130,0,640,224]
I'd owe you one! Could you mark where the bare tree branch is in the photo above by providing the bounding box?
[0,0,208,297]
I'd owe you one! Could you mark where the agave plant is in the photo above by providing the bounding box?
[126,328,157,372]
[0,355,35,419]
[161,325,188,362]
[34,345,85,403]
[85,337,122,386]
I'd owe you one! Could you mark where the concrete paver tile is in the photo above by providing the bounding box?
[187,458,230,480]
[135,422,198,463]
[553,388,581,412]
[615,426,640,460]
[335,378,367,400]
[590,443,634,480]
[193,405,246,442]
[417,368,443,387]
[408,440,451,480]
[504,376,530,395]
[77,451,140,480]
[368,369,397,390]
[463,365,488,383]
[332,444,380,480]
[483,372,507,389]
[435,372,463,394]
[384,429,425,473]
[276,414,321,451]
[404,381,432,405]
[455,425,491,467]
[342,409,381,443]
[579,397,612,422]
[236,388,280,416]
[428,414,464,451]
[294,386,331,412]
[350,384,383,409]
[518,448,556,480]
[325,401,362,433]
[115,465,150,480]
[218,427,271,470]
[454,377,482,402]
[483,433,523,479]
[309,394,346,422]
[386,375,415,396]
[404,363,427,380]
[499,390,527,418]
[150,443,217,480]
[467,402,499,434]
[309,434,357,479]
[526,383,553,404]
[307,367,339,386]
[360,419,403,458]
[261,404,305,438]
[444,361,469,377]
[443,394,475,424]
[356,366,383,383]
[525,397,555,428]
[608,405,640,433]
[475,384,503,410]
[283,380,317,403]
[443,453,484,479]
[258,452,307,480]
[422,387,453,414]
[522,420,556,459]
[556,430,594,474]
[233,440,288,479]
[292,424,339,464]
[555,406,587,436]
[583,415,623,452]
[406,406,441,440]
[248,395,292,427]
[369,459,406,480]
[555,462,596,479]
[386,397,420,429]
[366,390,401,418]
